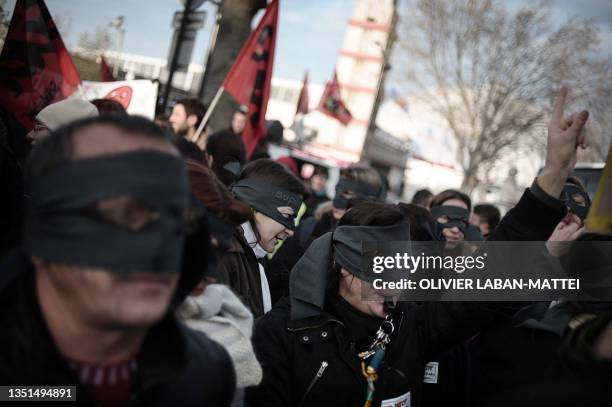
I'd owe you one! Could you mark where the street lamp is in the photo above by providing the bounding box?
[108,15,125,77]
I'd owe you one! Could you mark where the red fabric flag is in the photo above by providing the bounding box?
[318,70,352,125]
[295,70,309,116]
[0,0,81,133]
[223,0,279,159]
[100,56,115,82]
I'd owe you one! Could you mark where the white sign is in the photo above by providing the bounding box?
[80,80,159,119]
[423,361,439,384]
[381,391,411,407]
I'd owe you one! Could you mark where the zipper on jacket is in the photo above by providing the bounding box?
[287,318,344,332]
[299,361,329,407]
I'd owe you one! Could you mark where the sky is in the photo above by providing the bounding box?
[3,0,612,85]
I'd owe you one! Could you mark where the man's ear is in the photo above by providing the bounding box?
[187,114,198,128]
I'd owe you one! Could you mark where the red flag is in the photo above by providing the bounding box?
[100,56,115,82]
[295,70,309,116]
[0,0,81,133]
[318,70,352,125]
[223,0,279,159]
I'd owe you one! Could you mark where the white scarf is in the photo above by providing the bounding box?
[240,222,272,313]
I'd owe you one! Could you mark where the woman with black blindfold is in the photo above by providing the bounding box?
[222,159,307,317]
[180,160,263,407]
[247,86,592,407]
[262,165,386,303]
[430,189,480,254]
[247,189,570,407]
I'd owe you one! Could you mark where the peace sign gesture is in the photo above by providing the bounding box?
[538,87,589,198]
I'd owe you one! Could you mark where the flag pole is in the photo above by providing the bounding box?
[193,85,224,145]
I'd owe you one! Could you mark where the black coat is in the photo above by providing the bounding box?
[469,302,612,407]
[263,211,337,305]
[0,254,236,407]
[217,228,265,317]
[247,188,566,407]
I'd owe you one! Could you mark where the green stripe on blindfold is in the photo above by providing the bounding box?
[231,179,303,230]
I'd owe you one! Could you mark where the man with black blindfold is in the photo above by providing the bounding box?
[0,116,234,406]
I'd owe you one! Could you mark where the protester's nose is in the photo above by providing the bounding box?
[285,228,294,238]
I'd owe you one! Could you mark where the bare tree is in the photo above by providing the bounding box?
[395,0,612,192]
[77,26,114,52]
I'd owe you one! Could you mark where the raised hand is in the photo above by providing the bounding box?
[545,216,585,257]
[538,87,589,198]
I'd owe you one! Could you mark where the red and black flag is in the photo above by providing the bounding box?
[295,70,309,117]
[223,0,279,159]
[100,56,115,82]
[318,70,352,125]
[0,0,80,160]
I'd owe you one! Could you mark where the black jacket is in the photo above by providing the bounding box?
[0,254,236,406]
[247,188,566,407]
[263,211,337,304]
[469,302,612,407]
[217,228,265,317]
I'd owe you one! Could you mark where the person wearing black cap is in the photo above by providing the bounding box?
[0,115,235,406]
[205,129,247,187]
[216,159,307,317]
[246,86,591,407]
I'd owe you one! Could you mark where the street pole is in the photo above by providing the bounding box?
[113,26,125,78]
[198,0,222,102]
[360,0,397,161]
[160,0,195,113]
[109,16,125,78]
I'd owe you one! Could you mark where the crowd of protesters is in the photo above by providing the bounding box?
[0,86,611,407]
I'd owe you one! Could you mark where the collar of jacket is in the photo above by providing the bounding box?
[225,227,247,254]
[0,253,190,398]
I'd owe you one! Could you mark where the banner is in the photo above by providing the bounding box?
[0,0,80,160]
[99,56,115,82]
[223,0,279,159]
[586,146,612,234]
[318,70,352,125]
[80,80,159,119]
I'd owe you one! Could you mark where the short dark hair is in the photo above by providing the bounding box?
[473,204,501,229]
[89,99,127,116]
[411,189,433,206]
[396,203,442,241]
[312,166,329,179]
[206,130,246,186]
[175,98,207,128]
[238,158,307,199]
[26,115,172,179]
[430,189,472,211]
[339,201,404,228]
[339,165,383,192]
